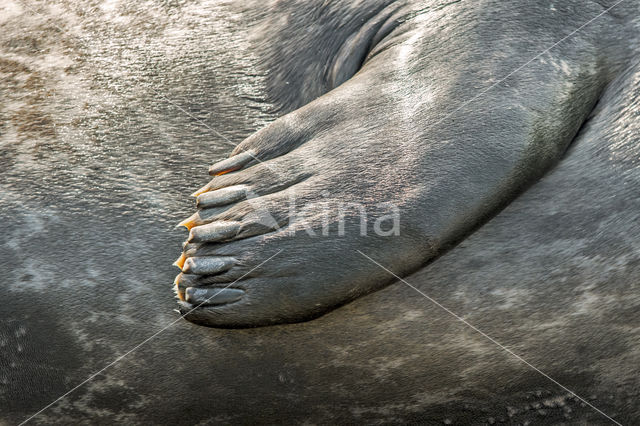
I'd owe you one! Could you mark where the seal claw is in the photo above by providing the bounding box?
[177,213,199,231]
[173,253,186,270]
[208,150,256,176]
[174,274,185,300]
[196,185,247,208]
[191,184,211,197]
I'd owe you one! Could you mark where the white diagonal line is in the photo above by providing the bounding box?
[18,249,283,425]
[152,90,283,175]
[357,250,621,426]
[429,0,628,130]
[151,90,237,149]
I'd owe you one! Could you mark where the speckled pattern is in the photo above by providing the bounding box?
[1,0,639,424]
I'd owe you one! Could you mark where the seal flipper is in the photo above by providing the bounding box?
[175,2,624,327]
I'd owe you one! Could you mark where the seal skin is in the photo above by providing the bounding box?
[175,0,638,327]
[2,1,640,424]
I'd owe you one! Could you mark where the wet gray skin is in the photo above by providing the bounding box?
[1,0,640,424]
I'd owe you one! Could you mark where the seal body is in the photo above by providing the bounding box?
[1,0,639,423]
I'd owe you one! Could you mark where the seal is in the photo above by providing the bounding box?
[2,1,639,424]
[174,0,639,328]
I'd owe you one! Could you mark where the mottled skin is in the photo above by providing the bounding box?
[1,0,639,424]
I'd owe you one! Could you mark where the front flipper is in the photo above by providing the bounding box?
[175,2,622,327]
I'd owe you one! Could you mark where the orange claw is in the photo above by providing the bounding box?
[191,185,210,197]
[173,253,186,270]
[174,274,186,301]
[177,214,198,230]
[191,167,242,196]
[214,167,239,176]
